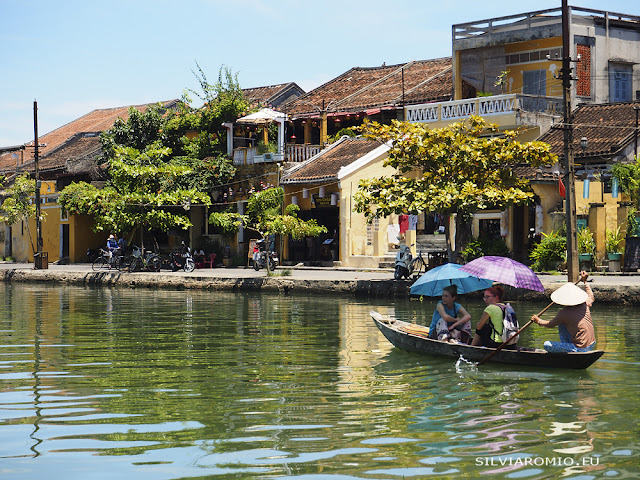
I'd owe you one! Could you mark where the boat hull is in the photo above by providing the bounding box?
[371,311,604,369]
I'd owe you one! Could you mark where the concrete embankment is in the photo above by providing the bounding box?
[1,263,640,304]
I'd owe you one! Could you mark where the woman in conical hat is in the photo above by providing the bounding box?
[531,271,596,353]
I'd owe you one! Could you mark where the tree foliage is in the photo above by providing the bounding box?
[355,116,557,259]
[59,146,211,236]
[612,157,640,206]
[0,174,37,225]
[208,187,327,271]
[59,65,248,241]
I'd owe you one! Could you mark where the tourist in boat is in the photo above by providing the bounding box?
[531,271,596,353]
[428,285,472,343]
[471,285,506,348]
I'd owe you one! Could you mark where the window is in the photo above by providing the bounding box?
[478,219,501,240]
[523,69,546,96]
[610,64,632,102]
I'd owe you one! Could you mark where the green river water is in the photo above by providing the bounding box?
[1,283,638,479]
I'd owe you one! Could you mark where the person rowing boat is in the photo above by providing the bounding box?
[531,271,596,353]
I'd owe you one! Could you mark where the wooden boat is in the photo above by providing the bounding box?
[371,311,604,369]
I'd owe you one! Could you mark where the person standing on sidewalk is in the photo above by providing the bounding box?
[531,271,596,353]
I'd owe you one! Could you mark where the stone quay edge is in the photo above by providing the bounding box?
[1,263,640,304]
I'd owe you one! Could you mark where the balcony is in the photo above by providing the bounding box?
[405,94,563,125]
[232,144,324,166]
[232,148,285,166]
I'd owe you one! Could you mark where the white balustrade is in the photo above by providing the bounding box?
[405,94,562,125]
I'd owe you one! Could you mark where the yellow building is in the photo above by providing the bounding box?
[403,6,640,266]
[0,102,179,264]
[9,180,103,264]
[281,137,407,268]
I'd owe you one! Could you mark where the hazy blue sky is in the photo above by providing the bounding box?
[1,0,638,146]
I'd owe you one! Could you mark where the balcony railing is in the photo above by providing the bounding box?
[232,145,323,165]
[405,94,563,125]
[232,148,285,165]
[286,144,323,163]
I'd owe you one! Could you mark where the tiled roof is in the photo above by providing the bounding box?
[243,82,304,108]
[538,101,640,161]
[18,133,103,175]
[282,58,452,117]
[0,100,179,174]
[512,165,557,182]
[281,137,383,184]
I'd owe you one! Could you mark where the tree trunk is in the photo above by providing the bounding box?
[445,212,473,263]
[454,213,473,263]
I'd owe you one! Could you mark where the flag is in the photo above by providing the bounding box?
[558,177,566,198]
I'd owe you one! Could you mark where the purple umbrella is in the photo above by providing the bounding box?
[459,256,544,292]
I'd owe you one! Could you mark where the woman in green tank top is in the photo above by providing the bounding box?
[471,285,504,348]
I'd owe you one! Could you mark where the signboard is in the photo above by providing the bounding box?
[624,237,640,271]
[312,194,335,208]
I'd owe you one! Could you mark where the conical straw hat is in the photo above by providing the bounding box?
[550,282,589,306]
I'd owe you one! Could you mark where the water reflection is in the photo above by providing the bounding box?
[0,284,639,479]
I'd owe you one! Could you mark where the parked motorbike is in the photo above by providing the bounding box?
[394,243,414,280]
[170,243,195,272]
[252,239,278,271]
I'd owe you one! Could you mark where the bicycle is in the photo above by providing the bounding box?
[92,248,125,271]
[409,250,428,278]
[128,245,162,272]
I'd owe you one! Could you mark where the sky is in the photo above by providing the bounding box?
[1,0,638,147]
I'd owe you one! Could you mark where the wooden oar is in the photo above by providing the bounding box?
[477,279,583,366]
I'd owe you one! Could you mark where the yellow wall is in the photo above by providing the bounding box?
[10,180,103,264]
[503,37,563,97]
[281,149,401,268]
[337,150,415,267]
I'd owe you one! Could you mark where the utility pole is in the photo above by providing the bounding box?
[634,105,639,159]
[561,0,579,282]
[33,100,43,265]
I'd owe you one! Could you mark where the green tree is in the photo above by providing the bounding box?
[0,174,39,254]
[100,104,166,159]
[59,146,211,249]
[59,65,248,246]
[612,157,640,206]
[612,157,640,237]
[354,116,557,260]
[208,187,327,272]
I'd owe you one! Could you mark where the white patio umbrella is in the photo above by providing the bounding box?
[236,108,286,124]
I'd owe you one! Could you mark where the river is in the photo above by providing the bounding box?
[1,284,638,479]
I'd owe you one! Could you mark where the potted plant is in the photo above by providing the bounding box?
[577,227,595,262]
[605,226,624,261]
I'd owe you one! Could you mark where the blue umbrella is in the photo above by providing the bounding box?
[410,263,493,297]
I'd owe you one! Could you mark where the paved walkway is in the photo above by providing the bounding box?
[0,262,639,303]
[0,262,639,284]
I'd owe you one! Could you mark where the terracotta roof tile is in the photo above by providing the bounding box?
[0,100,178,174]
[283,58,452,117]
[243,82,304,108]
[18,133,103,175]
[281,137,382,184]
[539,101,640,161]
[513,165,557,182]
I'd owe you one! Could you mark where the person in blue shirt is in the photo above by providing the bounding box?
[106,234,118,258]
[429,285,472,343]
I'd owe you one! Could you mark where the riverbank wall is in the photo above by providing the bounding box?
[1,265,640,304]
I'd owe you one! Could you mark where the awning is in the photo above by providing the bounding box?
[236,108,286,125]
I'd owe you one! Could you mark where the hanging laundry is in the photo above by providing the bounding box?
[387,224,400,244]
[408,215,418,231]
[399,215,409,234]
